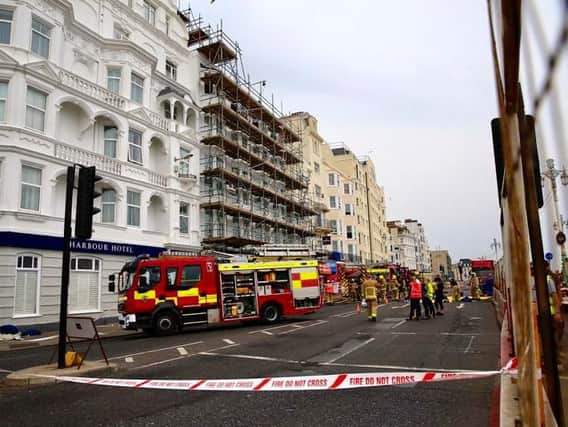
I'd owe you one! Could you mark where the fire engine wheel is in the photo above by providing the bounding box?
[261,303,281,324]
[153,311,179,336]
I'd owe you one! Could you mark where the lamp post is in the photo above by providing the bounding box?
[542,158,568,279]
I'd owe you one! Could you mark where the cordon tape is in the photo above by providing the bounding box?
[12,358,518,392]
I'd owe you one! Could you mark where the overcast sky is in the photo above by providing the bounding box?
[187,0,504,260]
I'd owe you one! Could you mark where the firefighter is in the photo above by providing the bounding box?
[362,273,379,321]
[470,273,480,299]
[451,278,460,303]
[390,275,399,301]
[377,275,387,304]
[408,273,422,320]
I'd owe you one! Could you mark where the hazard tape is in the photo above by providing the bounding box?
[41,358,518,392]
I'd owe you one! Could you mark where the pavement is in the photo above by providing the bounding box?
[0,299,501,427]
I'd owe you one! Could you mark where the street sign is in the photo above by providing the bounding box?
[545,252,554,261]
[556,232,566,245]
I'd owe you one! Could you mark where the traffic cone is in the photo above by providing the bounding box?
[356,302,361,314]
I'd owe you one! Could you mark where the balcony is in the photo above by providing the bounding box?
[54,142,169,188]
[59,70,127,110]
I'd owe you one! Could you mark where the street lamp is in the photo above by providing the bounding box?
[542,158,568,279]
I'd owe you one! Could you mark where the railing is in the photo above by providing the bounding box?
[143,108,169,132]
[54,143,122,175]
[59,70,127,110]
[54,142,169,188]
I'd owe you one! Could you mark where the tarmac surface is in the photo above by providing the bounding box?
[0,300,500,427]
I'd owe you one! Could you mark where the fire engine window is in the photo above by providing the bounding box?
[166,267,177,287]
[139,266,161,289]
[181,265,201,288]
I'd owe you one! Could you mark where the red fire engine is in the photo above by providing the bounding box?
[109,255,321,335]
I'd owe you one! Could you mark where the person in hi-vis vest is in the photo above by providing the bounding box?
[362,273,379,321]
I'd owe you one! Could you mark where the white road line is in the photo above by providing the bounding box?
[325,337,375,364]
[132,343,239,371]
[177,347,188,355]
[200,352,299,365]
[331,311,358,318]
[249,323,299,334]
[278,320,328,335]
[291,324,304,328]
[464,336,475,353]
[441,332,481,336]
[103,340,204,362]
[470,317,482,320]
[392,332,416,335]
[392,303,410,309]
[391,320,406,329]
[223,338,236,345]
[322,361,483,373]
[124,357,134,363]
[26,335,58,342]
[457,303,465,309]
[259,330,273,336]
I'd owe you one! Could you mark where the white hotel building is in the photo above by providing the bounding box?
[0,0,202,325]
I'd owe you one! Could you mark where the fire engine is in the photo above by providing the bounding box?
[109,254,321,335]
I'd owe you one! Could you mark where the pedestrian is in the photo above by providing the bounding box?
[362,272,379,321]
[422,279,435,319]
[434,275,445,315]
[408,273,422,320]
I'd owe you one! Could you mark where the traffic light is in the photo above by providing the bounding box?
[75,166,102,239]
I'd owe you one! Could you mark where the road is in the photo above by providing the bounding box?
[1,300,500,427]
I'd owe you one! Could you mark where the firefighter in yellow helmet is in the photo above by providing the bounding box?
[362,272,379,321]
[377,274,387,304]
[390,275,399,301]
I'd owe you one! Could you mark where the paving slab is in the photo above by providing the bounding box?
[4,361,117,386]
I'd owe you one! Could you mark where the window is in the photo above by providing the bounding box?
[130,73,144,104]
[346,225,354,239]
[20,165,41,211]
[14,255,40,316]
[0,81,6,122]
[25,87,47,131]
[127,190,141,226]
[313,140,319,154]
[113,25,129,40]
[314,184,321,198]
[31,18,50,58]
[101,189,116,224]
[345,203,352,215]
[332,240,338,252]
[143,1,156,26]
[138,265,161,289]
[344,183,352,195]
[166,267,177,287]
[69,257,100,313]
[178,146,191,176]
[103,126,117,158]
[165,15,170,36]
[128,129,143,164]
[329,195,337,209]
[179,202,189,234]
[181,265,201,288]
[328,173,336,186]
[107,68,121,93]
[0,9,12,44]
[313,162,320,173]
[165,60,177,81]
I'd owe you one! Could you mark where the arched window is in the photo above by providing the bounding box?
[14,254,40,316]
[69,257,100,313]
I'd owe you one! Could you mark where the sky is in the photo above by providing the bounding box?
[185,0,504,260]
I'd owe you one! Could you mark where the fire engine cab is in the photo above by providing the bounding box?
[109,254,321,335]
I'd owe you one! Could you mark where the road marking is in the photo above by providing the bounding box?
[322,361,483,373]
[103,340,204,362]
[391,320,406,329]
[470,317,482,320]
[457,303,464,309]
[291,324,304,328]
[132,343,239,371]
[278,320,328,335]
[26,335,58,342]
[259,330,273,336]
[249,323,300,334]
[392,332,416,335]
[441,332,481,336]
[200,352,299,365]
[177,347,188,355]
[125,357,134,363]
[331,311,358,318]
[392,303,410,309]
[223,339,236,345]
[464,336,475,353]
[326,337,375,364]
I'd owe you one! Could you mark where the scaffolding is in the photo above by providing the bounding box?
[180,8,316,252]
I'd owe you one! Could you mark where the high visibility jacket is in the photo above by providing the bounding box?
[548,275,556,315]
[362,278,378,300]
[427,282,435,299]
[410,280,422,299]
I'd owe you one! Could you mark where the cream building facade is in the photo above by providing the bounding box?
[387,219,431,271]
[283,113,389,264]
